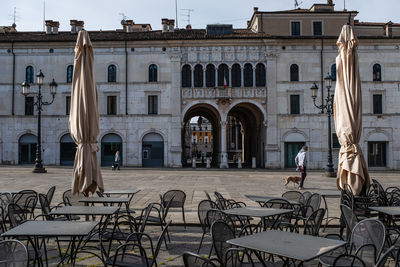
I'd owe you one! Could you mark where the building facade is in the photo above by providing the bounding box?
[0,1,399,169]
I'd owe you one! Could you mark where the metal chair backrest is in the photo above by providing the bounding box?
[139,202,154,233]
[340,204,359,240]
[153,220,171,264]
[206,209,235,231]
[12,190,37,218]
[0,240,29,267]
[198,200,218,232]
[306,193,322,215]
[183,251,218,267]
[110,242,150,267]
[62,189,84,206]
[38,193,53,221]
[211,220,235,266]
[301,191,312,205]
[282,191,303,202]
[204,191,213,202]
[304,208,325,236]
[0,193,12,209]
[6,203,26,228]
[225,248,254,267]
[45,186,56,207]
[0,207,6,234]
[333,254,366,267]
[162,190,186,208]
[376,245,397,267]
[350,218,386,264]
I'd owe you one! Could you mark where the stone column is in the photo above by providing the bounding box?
[191,66,194,88]
[220,120,228,168]
[253,66,256,88]
[265,53,279,168]
[241,67,244,87]
[215,67,218,87]
[228,66,232,87]
[203,68,206,88]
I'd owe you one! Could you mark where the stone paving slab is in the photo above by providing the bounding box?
[1,166,399,266]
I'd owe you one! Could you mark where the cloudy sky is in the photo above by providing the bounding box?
[1,0,399,32]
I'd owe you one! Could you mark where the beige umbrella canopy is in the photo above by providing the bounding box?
[69,30,104,195]
[334,25,371,196]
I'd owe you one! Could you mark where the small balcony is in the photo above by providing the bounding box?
[182,87,267,100]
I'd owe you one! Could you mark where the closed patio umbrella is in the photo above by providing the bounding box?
[334,25,371,196]
[69,30,104,195]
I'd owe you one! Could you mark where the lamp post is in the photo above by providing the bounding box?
[310,73,336,177]
[21,70,57,173]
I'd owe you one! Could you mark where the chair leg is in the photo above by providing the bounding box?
[197,232,205,254]
[182,207,186,229]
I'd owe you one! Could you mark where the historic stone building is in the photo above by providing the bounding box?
[0,1,399,169]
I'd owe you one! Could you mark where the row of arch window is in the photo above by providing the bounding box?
[24,62,383,85]
[289,63,382,82]
[181,63,266,88]
[25,64,159,84]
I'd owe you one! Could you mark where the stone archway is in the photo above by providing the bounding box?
[225,102,266,168]
[182,103,222,167]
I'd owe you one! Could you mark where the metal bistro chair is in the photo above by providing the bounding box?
[332,254,366,267]
[6,203,27,229]
[303,208,325,236]
[0,240,29,267]
[12,190,38,219]
[106,242,150,267]
[261,198,294,230]
[161,190,187,228]
[183,251,219,267]
[197,200,218,254]
[211,220,235,266]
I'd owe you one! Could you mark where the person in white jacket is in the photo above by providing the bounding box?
[295,146,308,189]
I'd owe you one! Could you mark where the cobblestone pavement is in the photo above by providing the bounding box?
[0,166,399,266]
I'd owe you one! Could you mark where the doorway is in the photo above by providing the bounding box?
[284,142,305,168]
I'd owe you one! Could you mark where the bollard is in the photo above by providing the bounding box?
[238,157,242,168]
[252,157,256,168]
[192,158,196,168]
[206,157,211,168]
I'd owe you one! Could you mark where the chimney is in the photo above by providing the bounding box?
[123,20,134,32]
[168,19,175,32]
[186,24,192,30]
[253,7,259,12]
[76,20,84,32]
[52,21,59,34]
[327,0,333,5]
[385,21,393,37]
[70,20,77,33]
[161,18,169,33]
[45,20,53,34]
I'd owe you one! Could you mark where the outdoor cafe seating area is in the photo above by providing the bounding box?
[1,180,400,266]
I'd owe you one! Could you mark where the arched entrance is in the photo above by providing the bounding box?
[101,133,123,166]
[19,134,37,164]
[142,133,164,167]
[182,103,221,167]
[60,133,76,166]
[226,102,266,167]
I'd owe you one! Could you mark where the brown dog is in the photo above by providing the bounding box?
[283,176,302,187]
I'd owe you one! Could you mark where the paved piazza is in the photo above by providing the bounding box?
[1,166,399,266]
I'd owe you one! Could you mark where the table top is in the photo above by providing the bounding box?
[223,207,293,218]
[311,190,341,198]
[2,221,98,237]
[78,197,130,203]
[227,230,346,262]
[51,206,119,216]
[245,194,299,205]
[104,189,140,195]
[369,206,400,216]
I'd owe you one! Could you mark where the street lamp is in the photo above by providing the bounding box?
[310,73,336,177]
[21,70,57,173]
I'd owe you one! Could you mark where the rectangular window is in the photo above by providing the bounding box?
[313,21,322,36]
[205,136,209,144]
[107,95,117,115]
[332,133,340,149]
[291,21,301,36]
[25,97,34,115]
[148,95,158,115]
[290,95,300,114]
[66,96,71,115]
[373,94,383,114]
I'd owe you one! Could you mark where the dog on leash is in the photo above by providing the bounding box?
[283,176,302,187]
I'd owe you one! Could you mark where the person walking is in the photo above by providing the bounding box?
[112,150,121,171]
[295,146,308,189]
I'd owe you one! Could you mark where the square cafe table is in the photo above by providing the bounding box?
[227,230,346,266]
[2,220,98,267]
[224,207,293,229]
[370,206,400,230]
[245,194,300,205]
[51,206,119,225]
[104,189,140,196]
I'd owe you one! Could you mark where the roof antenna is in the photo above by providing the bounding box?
[119,12,128,25]
[294,0,303,9]
[181,9,194,26]
[42,0,45,31]
[175,0,179,28]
